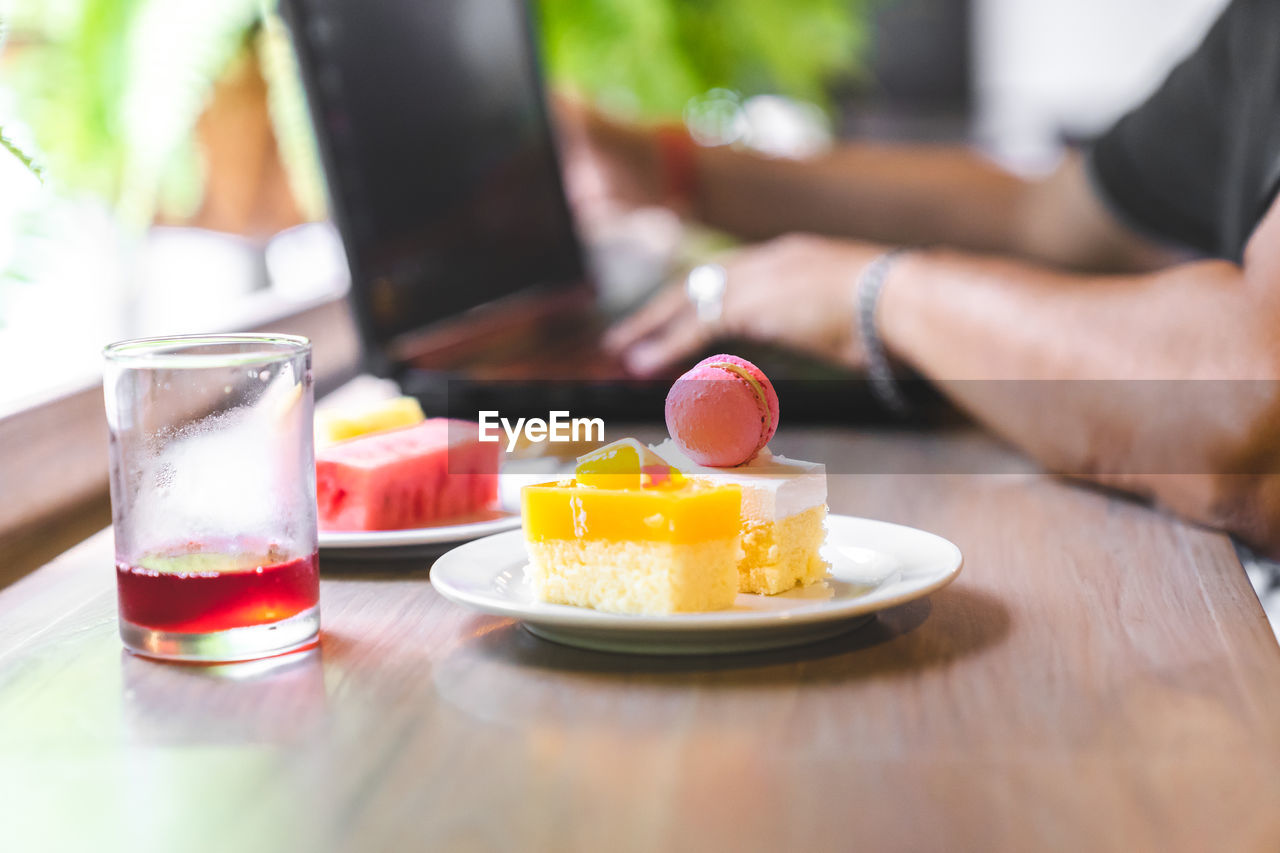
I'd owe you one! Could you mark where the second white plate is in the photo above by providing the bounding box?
[430,514,963,654]
[319,511,522,559]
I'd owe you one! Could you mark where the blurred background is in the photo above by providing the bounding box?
[0,0,1230,412]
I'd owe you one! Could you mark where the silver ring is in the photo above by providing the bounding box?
[685,263,727,325]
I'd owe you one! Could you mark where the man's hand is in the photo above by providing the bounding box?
[604,234,886,376]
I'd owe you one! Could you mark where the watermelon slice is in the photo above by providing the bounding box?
[315,419,499,531]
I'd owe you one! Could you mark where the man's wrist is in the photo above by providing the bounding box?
[653,124,699,213]
[856,248,919,414]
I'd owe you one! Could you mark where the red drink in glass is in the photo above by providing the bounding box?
[116,543,319,634]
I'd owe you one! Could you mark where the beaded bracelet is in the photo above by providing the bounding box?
[855,249,914,415]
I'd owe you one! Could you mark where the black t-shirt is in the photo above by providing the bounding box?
[1088,0,1280,262]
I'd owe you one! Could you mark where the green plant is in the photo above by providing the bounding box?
[4,0,321,228]
[0,128,40,179]
[0,16,36,179]
[537,0,872,118]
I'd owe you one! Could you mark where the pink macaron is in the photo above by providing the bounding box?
[665,354,780,467]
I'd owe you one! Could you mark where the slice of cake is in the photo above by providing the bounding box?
[522,439,743,614]
[652,439,828,595]
[316,418,499,530]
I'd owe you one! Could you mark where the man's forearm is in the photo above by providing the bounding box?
[878,250,1280,547]
[689,145,1174,274]
[692,143,1027,252]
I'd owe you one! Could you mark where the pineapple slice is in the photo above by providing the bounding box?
[315,396,425,447]
[575,438,683,490]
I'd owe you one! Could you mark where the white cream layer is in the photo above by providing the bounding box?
[650,439,827,521]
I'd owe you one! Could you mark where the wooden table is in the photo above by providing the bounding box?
[3,428,1279,852]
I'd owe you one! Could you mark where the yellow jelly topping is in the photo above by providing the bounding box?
[522,480,741,544]
[523,438,741,543]
[575,438,683,490]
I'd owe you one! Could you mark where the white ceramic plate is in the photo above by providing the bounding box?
[430,514,963,654]
[319,511,522,559]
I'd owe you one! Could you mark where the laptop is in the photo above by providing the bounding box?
[279,0,937,423]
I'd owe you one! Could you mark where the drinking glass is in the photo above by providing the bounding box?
[103,334,319,661]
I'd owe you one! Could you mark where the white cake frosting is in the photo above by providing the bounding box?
[650,439,826,521]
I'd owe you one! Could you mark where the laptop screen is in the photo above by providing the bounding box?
[281,0,586,359]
